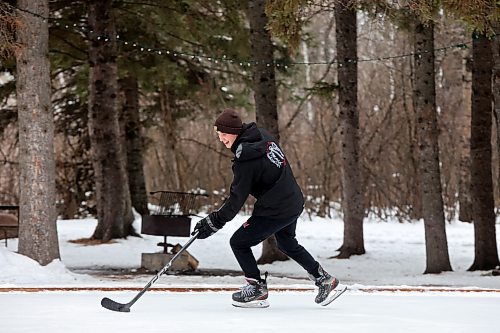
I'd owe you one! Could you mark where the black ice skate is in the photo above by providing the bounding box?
[310,266,347,306]
[232,277,269,308]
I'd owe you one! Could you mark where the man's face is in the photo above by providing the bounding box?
[216,130,238,149]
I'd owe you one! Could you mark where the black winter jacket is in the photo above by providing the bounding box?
[212,122,304,226]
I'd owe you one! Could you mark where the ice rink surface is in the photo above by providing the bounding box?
[1,290,498,333]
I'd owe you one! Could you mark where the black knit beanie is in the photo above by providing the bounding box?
[214,108,242,135]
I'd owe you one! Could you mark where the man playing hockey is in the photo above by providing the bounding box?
[193,108,347,308]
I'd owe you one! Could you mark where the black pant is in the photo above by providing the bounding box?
[229,214,319,281]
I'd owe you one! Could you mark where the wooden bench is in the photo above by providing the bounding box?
[0,205,19,247]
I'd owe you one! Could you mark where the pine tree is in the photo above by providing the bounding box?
[88,0,135,241]
[16,0,60,265]
[441,0,500,271]
[412,16,452,273]
[335,0,365,258]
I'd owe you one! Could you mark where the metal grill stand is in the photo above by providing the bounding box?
[140,191,206,273]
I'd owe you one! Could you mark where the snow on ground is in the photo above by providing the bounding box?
[1,213,499,288]
[1,214,499,332]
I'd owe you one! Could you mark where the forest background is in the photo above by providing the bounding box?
[0,0,499,276]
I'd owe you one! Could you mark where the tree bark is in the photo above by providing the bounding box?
[247,0,288,264]
[16,0,60,265]
[159,85,183,190]
[413,21,452,273]
[88,0,135,241]
[248,0,279,140]
[492,24,500,204]
[458,46,473,222]
[122,75,149,216]
[334,0,365,259]
[468,32,500,271]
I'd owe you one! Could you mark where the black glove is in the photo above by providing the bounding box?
[192,214,224,239]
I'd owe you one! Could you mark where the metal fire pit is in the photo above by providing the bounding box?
[141,191,208,253]
[141,191,207,272]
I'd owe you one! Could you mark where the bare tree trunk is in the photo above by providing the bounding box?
[247,0,288,264]
[88,0,135,241]
[16,0,60,265]
[458,46,473,222]
[122,75,149,216]
[402,62,423,220]
[248,0,279,140]
[334,0,365,258]
[301,40,313,122]
[492,24,500,205]
[413,21,452,273]
[469,32,500,271]
[159,85,183,190]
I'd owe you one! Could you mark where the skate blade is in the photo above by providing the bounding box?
[232,299,270,308]
[320,284,347,306]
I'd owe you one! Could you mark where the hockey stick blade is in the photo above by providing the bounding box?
[99,232,199,313]
[101,297,131,312]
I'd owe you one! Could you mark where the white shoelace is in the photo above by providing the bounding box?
[241,283,257,297]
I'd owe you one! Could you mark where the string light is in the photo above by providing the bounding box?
[51,21,480,68]
[102,31,474,68]
[10,3,494,69]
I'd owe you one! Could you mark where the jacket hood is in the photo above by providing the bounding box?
[231,122,266,161]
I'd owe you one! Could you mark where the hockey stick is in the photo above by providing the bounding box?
[101,231,199,312]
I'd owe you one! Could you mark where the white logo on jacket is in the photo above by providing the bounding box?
[236,144,243,158]
[266,142,285,168]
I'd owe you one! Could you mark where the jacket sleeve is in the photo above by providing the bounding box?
[212,161,254,225]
